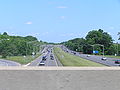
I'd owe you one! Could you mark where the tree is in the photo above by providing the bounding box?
[3,32,8,35]
[25,36,37,41]
[85,29,113,54]
[0,34,43,58]
[64,29,114,55]
[118,32,120,40]
[64,38,86,52]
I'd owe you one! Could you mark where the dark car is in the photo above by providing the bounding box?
[50,54,54,60]
[115,60,120,64]
[73,52,76,55]
[42,56,47,61]
[50,54,53,57]
[50,56,54,60]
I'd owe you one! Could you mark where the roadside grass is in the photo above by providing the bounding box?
[0,53,41,65]
[104,55,120,59]
[53,47,105,67]
[97,55,120,59]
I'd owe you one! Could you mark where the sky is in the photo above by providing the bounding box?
[0,0,120,43]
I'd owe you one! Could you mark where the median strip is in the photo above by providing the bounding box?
[53,47,105,67]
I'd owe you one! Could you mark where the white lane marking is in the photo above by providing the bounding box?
[46,53,50,66]
[23,63,31,67]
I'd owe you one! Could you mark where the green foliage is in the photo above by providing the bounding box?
[118,32,120,40]
[64,29,116,55]
[3,32,8,35]
[0,34,44,58]
[54,47,104,66]
[65,38,86,52]
[25,36,37,41]
[85,29,113,54]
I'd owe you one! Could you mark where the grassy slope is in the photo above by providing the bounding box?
[97,55,120,59]
[105,55,120,59]
[0,54,41,65]
[54,47,105,67]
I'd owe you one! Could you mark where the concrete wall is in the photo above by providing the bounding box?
[0,67,120,90]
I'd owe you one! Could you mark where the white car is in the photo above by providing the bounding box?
[87,55,91,57]
[39,61,45,66]
[101,57,107,60]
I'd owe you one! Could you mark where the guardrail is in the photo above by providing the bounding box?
[0,67,120,90]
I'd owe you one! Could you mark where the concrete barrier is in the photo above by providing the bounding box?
[0,67,120,90]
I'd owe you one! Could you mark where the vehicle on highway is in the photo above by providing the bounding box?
[101,57,107,61]
[87,55,91,57]
[42,56,47,61]
[71,51,76,55]
[73,52,76,55]
[50,54,53,57]
[115,60,120,64]
[39,60,45,66]
[51,56,54,60]
[50,54,54,60]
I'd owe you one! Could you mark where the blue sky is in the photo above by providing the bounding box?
[0,0,120,43]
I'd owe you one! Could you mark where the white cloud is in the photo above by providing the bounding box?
[61,33,80,37]
[57,6,68,9]
[25,21,32,25]
[60,16,65,19]
[48,2,56,4]
[41,32,49,36]
[109,27,115,30]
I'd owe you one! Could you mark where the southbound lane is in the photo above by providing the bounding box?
[61,45,120,66]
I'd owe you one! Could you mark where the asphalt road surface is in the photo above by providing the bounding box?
[0,59,21,66]
[61,45,120,66]
[29,45,59,66]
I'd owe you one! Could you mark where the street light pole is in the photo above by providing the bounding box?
[117,42,119,56]
[91,45,94,55]
[102,45,104,57]
[91,44,104,57]
[97,44,104,57]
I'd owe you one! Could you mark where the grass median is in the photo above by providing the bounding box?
[0,53,41,65]
[53,47,105,67]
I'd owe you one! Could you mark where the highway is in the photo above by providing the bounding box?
[0,59,21,66]
[29,45,60,66]
[61,45,120,66]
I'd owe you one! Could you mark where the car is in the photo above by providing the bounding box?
[50,56,54,60]
[115,60,120,64]
[50,54,54,60]
[39,61,45,66]
[73,52,76,55]
[87,55,91,57]
[42,56,47,61]
[101,57,107,60]
[50,54,53,57]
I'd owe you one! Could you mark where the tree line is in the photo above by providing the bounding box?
[0,32,44,58]
[62,29,120,55]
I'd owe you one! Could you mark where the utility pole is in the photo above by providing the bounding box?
[91,45,94,55]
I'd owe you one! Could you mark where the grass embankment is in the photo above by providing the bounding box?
[104,55,120,59]
[0,54,41,65]
[53,47,105,67]
[97,55,120,59]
